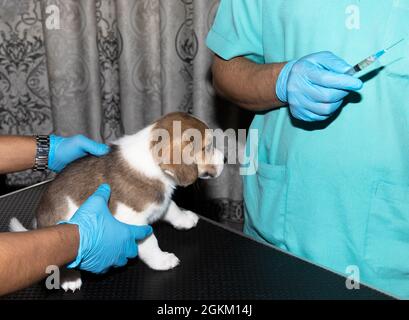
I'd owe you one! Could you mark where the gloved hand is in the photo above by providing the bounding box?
[276,51,364,122]
[59,184,153,274]
[48,134,110,173]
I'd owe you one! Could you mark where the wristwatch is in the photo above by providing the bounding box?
[33,135,50,171]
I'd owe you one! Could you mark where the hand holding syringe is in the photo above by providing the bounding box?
[346,38,405,75]
[276,40,404,122]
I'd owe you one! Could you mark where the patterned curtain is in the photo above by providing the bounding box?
[0,0,251,230]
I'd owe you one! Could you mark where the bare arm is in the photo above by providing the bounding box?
[0,136,36,174]
[212,55,287,111]
[0,224,79,296]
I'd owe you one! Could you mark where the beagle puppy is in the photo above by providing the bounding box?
[10,112,224,292]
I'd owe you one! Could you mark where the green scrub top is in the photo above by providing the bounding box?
[207,0,409,298]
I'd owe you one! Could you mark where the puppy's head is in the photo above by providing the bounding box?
[150,112,224,187]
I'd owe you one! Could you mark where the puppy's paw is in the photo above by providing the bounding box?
[146,252,180,271]
[173,210,199,230]
[61,278,82,292]
[60,269,82,292]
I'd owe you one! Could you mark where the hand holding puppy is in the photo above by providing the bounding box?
[48,134,110,173]
[59,184,153,274]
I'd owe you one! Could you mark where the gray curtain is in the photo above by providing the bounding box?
[0,0,250,229]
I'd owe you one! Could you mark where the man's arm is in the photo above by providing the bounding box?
[0,185,152,297]
[0,136,36,174]
[0,134,110,175]
[212,55,287,111]
[0,224,79,296]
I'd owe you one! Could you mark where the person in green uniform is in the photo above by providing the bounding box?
[207,0,409,298]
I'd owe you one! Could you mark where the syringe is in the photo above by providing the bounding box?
[346,38,405,75]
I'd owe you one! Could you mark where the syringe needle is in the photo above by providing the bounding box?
[385,38,405,52]
[346,38,406,76]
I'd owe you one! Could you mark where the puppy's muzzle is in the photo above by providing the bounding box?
[199,148,224,179]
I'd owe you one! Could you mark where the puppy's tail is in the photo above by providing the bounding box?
[9,217,29,232]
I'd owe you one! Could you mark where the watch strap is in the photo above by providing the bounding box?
[33,135,50,171]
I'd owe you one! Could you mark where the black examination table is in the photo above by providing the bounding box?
[0,182,392,300]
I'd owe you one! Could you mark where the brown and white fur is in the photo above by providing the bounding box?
[9,112,224,292]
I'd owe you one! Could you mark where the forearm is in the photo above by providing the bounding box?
[212,55,287,111]
[0,136,36,174]
[0,224,79,296]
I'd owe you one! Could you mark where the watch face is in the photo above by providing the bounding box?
[37,148,48,156]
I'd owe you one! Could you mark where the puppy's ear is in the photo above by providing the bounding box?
[151,122,199,187]
[163,163,198,187]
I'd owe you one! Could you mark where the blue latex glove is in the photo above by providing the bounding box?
[59,184,153,274]
[276,51,364,122]
[48,134,110,173]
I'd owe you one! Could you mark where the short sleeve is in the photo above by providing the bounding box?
[206,0,264,63]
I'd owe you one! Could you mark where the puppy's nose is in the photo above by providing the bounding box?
[199,172,211,179]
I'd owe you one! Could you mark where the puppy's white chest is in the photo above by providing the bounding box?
[114,190,173,226]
